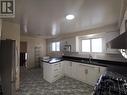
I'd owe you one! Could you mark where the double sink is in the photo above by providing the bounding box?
[71,59,99,64]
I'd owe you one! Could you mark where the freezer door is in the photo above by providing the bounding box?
[0,40,16,95]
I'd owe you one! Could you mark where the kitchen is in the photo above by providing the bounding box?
[0,0,127,95]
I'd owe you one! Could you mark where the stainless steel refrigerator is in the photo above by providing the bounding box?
[0,39,16,95]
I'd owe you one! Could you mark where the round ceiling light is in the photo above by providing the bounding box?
[66,14,75,20]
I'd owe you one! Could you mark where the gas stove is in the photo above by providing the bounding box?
[0,85,2,95]
[93,72,127,95]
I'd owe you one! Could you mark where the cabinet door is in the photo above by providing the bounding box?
[43,62,53,82]
[76,63,87,82]
[63,61,68,75]
[61,61,65,74]
[86,65,99,86]
[71,62,80,80]
[58,62,63,76]
[98,66,106,76]
[60,61,65,75]
[64,61,73,77]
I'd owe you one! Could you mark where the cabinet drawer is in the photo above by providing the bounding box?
[54,68,62,74]
[54,68,59,72]
[53,73,62,80]
[53,63,62,70]
[79,64,99,69]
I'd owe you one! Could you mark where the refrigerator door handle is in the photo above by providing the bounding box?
[10,80,16,83]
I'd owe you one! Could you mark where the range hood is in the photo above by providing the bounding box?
[107,31,127,49]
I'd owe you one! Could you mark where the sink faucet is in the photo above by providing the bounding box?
[89,54,93,63]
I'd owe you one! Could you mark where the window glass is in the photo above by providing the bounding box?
[56,42,60,51]
[92,38,102,52]
[51,42,60,51]
[81,38,102,53]
[52,42,56,51]
[82,40,90,52]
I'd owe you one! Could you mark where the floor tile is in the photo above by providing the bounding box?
[17,67,94,95]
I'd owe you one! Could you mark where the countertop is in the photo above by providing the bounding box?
[41,56,127,67]
[41,58,63,64]
[63,56,127,67]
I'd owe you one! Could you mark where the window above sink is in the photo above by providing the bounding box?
[81,38,102,53]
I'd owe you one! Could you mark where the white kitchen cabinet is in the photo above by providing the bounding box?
[78,64,106,86]
[63,61,102,86]
[76,63,87,82]
[43,62,63,83]
[85,65,100,86]
[80,64,106,86]
[43,60,106,85]
[98,66,106,76]
[64,61,79,79]
[71,62,80,79]
[61,61,65,75]
[64,61,73,77]
[64,61,83,80]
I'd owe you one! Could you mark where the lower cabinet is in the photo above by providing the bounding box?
[63,61,73,77]
[71,62,79,79]
[76,63,87,82]
[43,62,63,83]
[43,61,106,86]
[63,61,80,79]
[63,61,106,86]
[85,65,100,86]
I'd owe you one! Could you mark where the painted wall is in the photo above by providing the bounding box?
[50,24,118,39]
[120,7,127,34]
[46,24,127,62]
[77,31,119,53]
[47,24,118,53]
[20,35,46,68]
[1,20,20,90]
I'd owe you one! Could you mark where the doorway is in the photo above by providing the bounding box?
[20,41,27,67]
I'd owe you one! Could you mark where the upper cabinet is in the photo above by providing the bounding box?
[61,37,76,52]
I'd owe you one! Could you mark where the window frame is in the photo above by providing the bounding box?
[91,38,102,53]
[81,38,103,53]
[51,41,60,52]
[81,39,91,52]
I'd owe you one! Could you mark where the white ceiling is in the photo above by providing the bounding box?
[16,0,122,38]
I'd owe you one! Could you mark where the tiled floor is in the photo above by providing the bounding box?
[17,67,94,95]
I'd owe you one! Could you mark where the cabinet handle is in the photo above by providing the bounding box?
[59,63,61,67]
[54,64,59,67]
[54,69,58,71]
[98,67,100,73]
[85,69,88,74]
[69,62,72,67]
[80,64,94,68]
[54,75,58,78]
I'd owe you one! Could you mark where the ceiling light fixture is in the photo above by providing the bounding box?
[66,14,75,20]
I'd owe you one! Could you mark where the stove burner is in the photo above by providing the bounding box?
[93,72,127,95]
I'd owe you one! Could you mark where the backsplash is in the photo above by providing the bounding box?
[47,51,127,62]
[47,52,64,58]
[64,52,127,62]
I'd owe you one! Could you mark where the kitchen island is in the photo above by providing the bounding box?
[43,58,64,83]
